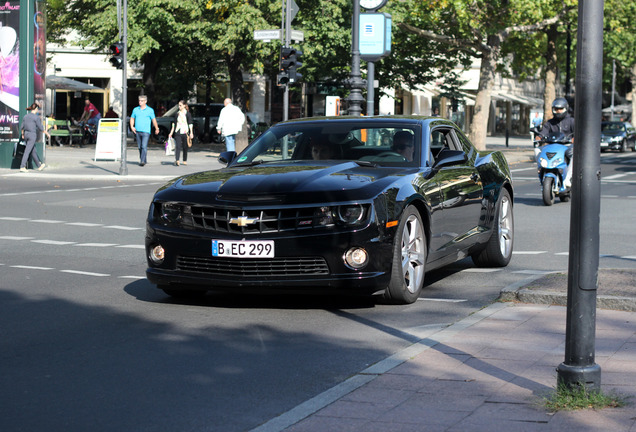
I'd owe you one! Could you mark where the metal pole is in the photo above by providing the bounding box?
[118,0,128,176]
[282,0,290,121]
[556,0,604,392]
[366,62,374,116]
[610,59,616,120]
[346,0,365,116]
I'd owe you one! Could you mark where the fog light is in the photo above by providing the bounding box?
[344,247,369,269]
[150,245,165,264]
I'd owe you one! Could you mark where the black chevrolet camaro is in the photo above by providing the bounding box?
[145,116,514,304]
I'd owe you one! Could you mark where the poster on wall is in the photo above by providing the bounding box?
[0,1,20,142]
[34,1,45,112]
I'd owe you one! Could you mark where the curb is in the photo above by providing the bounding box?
[498,273,636,312]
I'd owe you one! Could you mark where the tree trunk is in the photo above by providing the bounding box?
[469,44,499,151]
[227,53,247,110]
[543,24,558,121]
[631,64,636,122]
[141,50,162,108]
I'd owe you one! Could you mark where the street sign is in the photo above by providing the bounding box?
[359,13,392,62]
[254,29,304,42]
[254,29,281,41]
[291,30,304,42]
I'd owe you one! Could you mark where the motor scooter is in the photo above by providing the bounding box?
[535,131,573,206]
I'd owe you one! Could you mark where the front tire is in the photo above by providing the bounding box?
[542,177,555,206]
[472,189,514,267]
[383,206,427,304]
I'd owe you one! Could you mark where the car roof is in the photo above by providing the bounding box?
[276,115,455,129]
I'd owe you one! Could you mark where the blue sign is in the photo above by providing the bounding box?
[359,13,391,62]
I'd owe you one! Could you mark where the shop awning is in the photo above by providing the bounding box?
[46,76,102,91]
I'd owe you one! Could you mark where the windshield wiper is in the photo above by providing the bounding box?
[232,160,265,167]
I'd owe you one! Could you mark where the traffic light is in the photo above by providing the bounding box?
[109,42,124,69]
[288,49,303,83]
[279,46,302,85]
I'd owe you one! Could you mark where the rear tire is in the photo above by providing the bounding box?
[542,177,555,206]
[472,189,514,267]
[383,206,426,304]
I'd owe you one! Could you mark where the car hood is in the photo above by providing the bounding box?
[601,130,626,137]
[159,162,418,204]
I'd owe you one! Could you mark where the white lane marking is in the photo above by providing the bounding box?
[11,265,55,270]
[0,217,29,221]
[603,173,631,180]
[116,245,145,249]
[622,256,636,261]
[66,222,103,227]
[461,268,502,273]
[555,252,569,256]
[119,275,146,279]
[29,219,65,224]
[513,251,547,255]
[31,240,76,245]
[510,167,536,173]
[0,236,35,240]
[60,270,110,277]
[74,243,119,247]
[417,298,467,303]
[103,225,143,231]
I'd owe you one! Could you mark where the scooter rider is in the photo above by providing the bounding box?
[535,97,575,187]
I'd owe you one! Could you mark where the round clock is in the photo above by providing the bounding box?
[360,0,388,11]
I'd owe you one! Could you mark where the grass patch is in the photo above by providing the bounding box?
[543,381,628,412]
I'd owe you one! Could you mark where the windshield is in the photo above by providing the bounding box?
[602,122,625,132]
[232,122,421,167]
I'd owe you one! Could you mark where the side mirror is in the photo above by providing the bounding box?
[433,149,467,168]
[218,151,237,166]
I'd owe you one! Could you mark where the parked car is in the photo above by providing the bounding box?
[155,103,225,144]
[145,116,514,304]
[600,121,636,152]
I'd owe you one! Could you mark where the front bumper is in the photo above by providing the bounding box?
[145,223,394,295]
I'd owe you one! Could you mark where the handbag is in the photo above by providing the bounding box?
[13,136,26,159]
[165,137,175,156]
[187,134,192,148]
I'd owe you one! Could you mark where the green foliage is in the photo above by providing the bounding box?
[603,0,636,90]
[543,381,628,412]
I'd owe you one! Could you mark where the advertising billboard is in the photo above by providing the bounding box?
[0,1,20,141]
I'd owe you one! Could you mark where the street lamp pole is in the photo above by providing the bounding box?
[346,0,365,116]
[118,0,128,176]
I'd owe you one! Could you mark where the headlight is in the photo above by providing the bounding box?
[156,202,193,227]
[610,136,623,143]
[314,206,334,226]
[540,158,548,168]
[336,204,366,225]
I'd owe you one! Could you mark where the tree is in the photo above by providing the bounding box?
[394,0,567,150]
[603,0,636,120]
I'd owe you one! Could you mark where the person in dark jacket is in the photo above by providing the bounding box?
[20,103,50,172]
[167,100,194,166]
[535,97,575,187]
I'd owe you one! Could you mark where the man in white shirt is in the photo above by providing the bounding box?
[216,98,245,152]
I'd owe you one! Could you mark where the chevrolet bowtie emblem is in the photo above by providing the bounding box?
[229,216,258,227]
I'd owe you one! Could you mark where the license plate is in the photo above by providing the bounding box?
[212,240,274,258]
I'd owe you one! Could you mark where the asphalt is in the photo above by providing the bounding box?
[3,136,636,432]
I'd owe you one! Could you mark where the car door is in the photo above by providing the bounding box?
[427,127,484,257]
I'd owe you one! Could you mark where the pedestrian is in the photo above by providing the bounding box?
[104,106,118,119]
[168,100,194,166]
[129,95,160,166]
[216,98,245,152]
[19,103,49,172]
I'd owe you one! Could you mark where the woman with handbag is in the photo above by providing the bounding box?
[168,100,193,166]
[20,103,49,172]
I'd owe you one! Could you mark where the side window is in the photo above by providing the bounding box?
[430,128,456,162]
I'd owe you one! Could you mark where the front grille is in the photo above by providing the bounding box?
[176,256,330,277]
[190,206,332,234]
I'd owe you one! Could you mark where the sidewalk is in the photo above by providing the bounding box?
[0,135,536,180]
[255,302,636,432]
